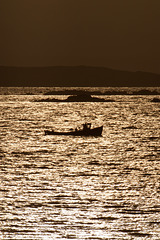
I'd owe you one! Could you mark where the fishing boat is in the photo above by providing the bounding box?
[45,123,103,136]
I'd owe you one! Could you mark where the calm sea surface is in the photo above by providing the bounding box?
[0,91,160,239]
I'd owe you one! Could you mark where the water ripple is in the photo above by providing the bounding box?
[0,94,159,239]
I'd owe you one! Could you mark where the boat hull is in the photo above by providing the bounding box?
[45,126,103,136]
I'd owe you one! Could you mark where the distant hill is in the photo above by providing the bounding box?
[0,66,160,87]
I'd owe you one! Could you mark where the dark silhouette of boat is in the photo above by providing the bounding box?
[45,123,103,136]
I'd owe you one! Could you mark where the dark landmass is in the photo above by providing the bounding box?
[34,94,115,102]
[150,97,160,102]
[0,66,160,87]
[122,126,138,129]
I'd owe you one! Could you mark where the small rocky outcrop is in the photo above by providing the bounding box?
[150,97,160,102]
[34,94,115,102]
[66,94,114,102]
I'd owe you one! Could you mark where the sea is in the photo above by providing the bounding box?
[0,87,160,240]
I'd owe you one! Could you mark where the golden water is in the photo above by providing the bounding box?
[0,94,160,239]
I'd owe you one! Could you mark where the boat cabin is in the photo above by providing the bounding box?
[83,123,91,131]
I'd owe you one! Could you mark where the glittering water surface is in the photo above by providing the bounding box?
[0,94,160,239]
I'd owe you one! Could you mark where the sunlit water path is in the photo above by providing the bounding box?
[0,94,160,239]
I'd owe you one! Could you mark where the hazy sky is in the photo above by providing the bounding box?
[0,0,160,73]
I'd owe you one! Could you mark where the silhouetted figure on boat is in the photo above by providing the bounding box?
[82,123,91,131]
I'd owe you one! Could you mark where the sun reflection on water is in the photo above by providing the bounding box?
[0,94,160,239]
